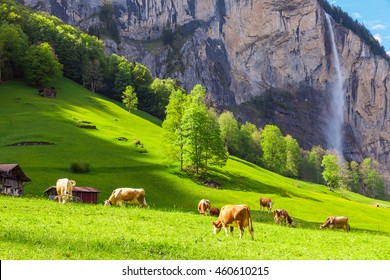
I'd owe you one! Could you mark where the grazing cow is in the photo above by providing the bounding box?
[209,207,220,217]
[320,216,350,231]
[104,188,147,207]
[212,204,254,240]
[197,199,211,215]
[55,178,76,204]
[259,197,273,213]
[273,209,294,227]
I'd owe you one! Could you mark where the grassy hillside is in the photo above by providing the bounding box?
[1,78,390,259]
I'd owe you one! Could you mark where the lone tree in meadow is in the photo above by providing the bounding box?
[122,85,138,113]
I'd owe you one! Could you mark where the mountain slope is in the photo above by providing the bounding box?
[0,78,389,236]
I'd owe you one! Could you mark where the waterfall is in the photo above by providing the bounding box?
[325,13,345,155]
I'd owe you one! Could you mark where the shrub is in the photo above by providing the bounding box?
[70,162,90,173]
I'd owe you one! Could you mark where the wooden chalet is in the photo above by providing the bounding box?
[0,164,31,196]
[44,186,101,204]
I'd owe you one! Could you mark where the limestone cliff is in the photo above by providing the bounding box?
[18,0,390,189]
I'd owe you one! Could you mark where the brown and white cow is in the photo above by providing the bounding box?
[212,204,254,240]
[56,178,76,204]
[197,199,211,215]
[320,216,350,231]
[259,197,273,213]
[209,207,220,217]
[104,188,147,207]
[273,209,294,227]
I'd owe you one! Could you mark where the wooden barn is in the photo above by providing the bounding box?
[0,164,31,196]
[44,186,101,204]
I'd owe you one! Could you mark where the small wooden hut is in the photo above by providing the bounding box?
[0,164,31,196]
[44,186,101,204]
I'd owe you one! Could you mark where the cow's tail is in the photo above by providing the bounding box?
[246,207,254,240]
[143,195,147,207]
[248,216,254,240]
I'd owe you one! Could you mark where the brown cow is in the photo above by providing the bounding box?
[197,199,211,215]
[259,197,273,213]
[273,209,294,227]
[104,188,147,207]
[209,207,220,217]
[320,216,350,231]
[212,204,254,240]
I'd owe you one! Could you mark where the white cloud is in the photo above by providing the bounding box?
[352,12,362,19]
[372,24,386,30]
[374,33,383,43]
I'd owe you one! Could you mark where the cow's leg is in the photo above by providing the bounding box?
[235,221,243,239]
[223,225,229,237]
[230,226,234,236]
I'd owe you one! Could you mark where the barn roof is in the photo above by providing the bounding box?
[0,164,31,182]
[43,186,101,194]
[73,187,101,193]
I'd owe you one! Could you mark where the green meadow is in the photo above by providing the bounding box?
[0,78,389,260]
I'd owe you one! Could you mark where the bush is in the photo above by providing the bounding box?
[70,162,90,173]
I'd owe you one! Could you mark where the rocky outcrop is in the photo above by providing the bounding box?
[19,0,390,189]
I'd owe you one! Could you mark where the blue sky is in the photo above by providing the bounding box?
[329,0,390,54]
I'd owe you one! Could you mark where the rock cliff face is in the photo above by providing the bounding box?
[18,0,390,189]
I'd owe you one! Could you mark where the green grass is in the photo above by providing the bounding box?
[0,78,390,259]
[1,196,388,260]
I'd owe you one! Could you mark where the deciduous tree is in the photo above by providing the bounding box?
[218,110,239,155]
[122,85,138,113]
[24,42,63,87]
[162,87,188,169]
[284,134,301,178]
[260,124,286,174]
[321,154,341,190]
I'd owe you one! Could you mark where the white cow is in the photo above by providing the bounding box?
[56,178,76,204]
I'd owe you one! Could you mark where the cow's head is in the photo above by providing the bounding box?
[104,200,112,206]
[70,180,76,187]
[198,199,210,214]
[273,209,280,221]
[288,217,294,227]
[269,201,273,210]
[212,220,223,234]
[320,217,333,229]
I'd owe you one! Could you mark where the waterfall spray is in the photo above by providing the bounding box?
[325,13,345,155]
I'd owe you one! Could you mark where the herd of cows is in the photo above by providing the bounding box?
[198,198,350,240]
[55,178,350,240]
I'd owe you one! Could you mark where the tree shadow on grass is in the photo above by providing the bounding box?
[204,167,323,203]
